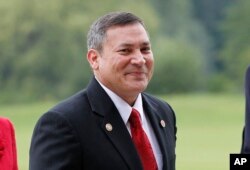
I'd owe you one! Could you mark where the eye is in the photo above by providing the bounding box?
[118,48,131,55]
[141,46,151,54]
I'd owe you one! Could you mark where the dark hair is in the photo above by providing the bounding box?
[87,12,145,52]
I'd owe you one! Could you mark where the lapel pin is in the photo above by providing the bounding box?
[160,120,166,128]
[105,123,113,132]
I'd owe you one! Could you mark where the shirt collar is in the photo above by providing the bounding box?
[96,77,144,125]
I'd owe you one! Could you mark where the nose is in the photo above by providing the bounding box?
[131,51,146,66]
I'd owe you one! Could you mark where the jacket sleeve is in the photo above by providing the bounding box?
[29,112,82,170]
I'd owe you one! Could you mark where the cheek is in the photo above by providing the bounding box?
[146,58,154,71]
[115,57,131,71]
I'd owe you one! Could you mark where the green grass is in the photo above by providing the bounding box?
[165,93,244,170]
[0,101,56,170]
[0,93,245,170]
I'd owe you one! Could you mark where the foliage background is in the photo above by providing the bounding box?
[0,0,249,102]
[0,0,249,169]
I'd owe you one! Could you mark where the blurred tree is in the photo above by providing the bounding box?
[147,0,209,93]
[0,0,90,101]
[219,0,250,90]
[151,0,211,54]
[192,0,233,70]
[0,0,161,102]
[148,36,205,94]
[2,0,244,102]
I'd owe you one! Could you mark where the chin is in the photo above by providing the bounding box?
[131,85,147,93]
[123,79,148,91]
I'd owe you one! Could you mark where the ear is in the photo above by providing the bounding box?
[87,49,100,70]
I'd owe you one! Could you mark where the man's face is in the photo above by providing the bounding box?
[90,23,154,104]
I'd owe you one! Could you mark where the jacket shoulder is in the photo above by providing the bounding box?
[142,92,176,125]
[49,89,88,115]
[142,93,174,111]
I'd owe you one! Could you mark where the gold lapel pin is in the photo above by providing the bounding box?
[105,123,113,132]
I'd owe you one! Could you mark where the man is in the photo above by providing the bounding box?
[241,65,250,153]
[29,12,177,170]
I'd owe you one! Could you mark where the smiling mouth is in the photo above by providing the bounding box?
[126,72,146,78]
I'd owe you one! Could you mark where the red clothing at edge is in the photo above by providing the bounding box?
[0,117,18,170]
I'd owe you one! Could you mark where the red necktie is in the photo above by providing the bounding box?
[129,108,157,170]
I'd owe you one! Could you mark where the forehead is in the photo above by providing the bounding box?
[105,23,150,46]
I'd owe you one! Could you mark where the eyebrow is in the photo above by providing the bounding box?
[118,41,151,48]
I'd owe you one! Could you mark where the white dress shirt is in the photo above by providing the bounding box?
[96,79,163,169]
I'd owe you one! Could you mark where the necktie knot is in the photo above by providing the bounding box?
[129,108,142,129]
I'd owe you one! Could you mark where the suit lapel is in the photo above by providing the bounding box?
[101,109,142,170]
[142,94,171,170]
[86,78,143,170]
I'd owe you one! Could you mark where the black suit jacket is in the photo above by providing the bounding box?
[241,66,250,153]
[29,78,177,170]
